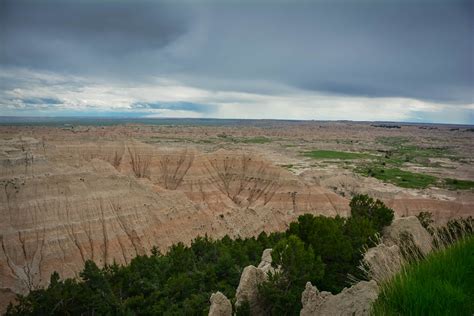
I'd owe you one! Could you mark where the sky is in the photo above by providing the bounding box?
[0,0,473,124]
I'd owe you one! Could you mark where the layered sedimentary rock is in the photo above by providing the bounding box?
[0,139,348,311]
[385,196,474,225]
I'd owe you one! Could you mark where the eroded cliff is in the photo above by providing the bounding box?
[0,138,348,310]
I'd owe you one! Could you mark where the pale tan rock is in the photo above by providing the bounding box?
[384,197,474,225]
[257,248,274,274]
[363,243,403,284]
[300,280,378,316]
[234,249,277,315]
[209,291,232,316]
[235,265,267,315]
[383,216,433,255]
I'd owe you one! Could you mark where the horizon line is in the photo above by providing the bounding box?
[0,115,473,127]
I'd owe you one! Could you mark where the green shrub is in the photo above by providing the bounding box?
[259,235,324,315]
[350,194,394,231]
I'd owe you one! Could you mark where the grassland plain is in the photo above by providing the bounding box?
[376,136,454,166]
[303,146,474,190]
[304,150,374,160]
[357,167,438,189]
[372,237,474,315]
[217,135,273,144]
[444,178,474,190]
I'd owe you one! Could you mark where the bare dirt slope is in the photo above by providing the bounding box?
[0,136,347,310]
[0,121,472,310]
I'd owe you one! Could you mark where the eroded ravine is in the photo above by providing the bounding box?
[0,139,349,310]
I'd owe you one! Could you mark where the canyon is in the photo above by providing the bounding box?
[0,120,473,311]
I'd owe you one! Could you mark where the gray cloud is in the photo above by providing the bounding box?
[177,0,473,103]
[0,0,473,117]
[1,0,192,75]
[0,67,471,124]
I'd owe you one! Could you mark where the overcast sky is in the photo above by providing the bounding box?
[0,0,472,123]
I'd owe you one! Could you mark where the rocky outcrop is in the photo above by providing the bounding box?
[362,216,432,285]
[235,266,267,315]
[383,216,433,255]
[362,243,403,284]
[300,280,379,316]
[257,248,273,273]
[209,291,232,316]
[235,249,274,315]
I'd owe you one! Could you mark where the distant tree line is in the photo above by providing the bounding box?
[7,195,394,315]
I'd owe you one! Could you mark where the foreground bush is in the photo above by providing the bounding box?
[372,237,474,315]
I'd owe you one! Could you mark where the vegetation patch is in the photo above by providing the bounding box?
[372,237,474,315]
[376,136,410,147]
[376,137,455,167]
[304,150,373,160]
[358,167,438,189]
[217,134,272,144]
[358,164,473,190]
[240,136,272,144]
[396,145,449,162]
[444,178,474,190]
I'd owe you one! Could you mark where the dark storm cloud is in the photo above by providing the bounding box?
[178,0,473,103]
[0,0,473,103]
[0,0,192,74]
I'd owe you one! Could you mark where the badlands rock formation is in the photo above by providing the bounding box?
[209,292,232,316]
[300,280,379,316]
[235,249,275,315]
[362,244,403,284]
[0,139,347,311]
[384,197,474,224]
[363,216,433,284]
[383,216,433,255]
[257,248,274,273]
[2,121,471,312]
